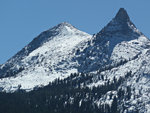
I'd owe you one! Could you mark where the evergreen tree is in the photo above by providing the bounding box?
[111,96,118,113]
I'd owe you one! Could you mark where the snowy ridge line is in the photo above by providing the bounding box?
[97,51,142,74]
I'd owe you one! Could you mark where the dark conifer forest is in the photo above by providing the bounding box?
[0,72,138,113]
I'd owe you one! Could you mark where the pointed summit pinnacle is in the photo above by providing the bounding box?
[97,8,142,37]
[115,8,130,22]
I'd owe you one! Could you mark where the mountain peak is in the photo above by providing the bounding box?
[114,8,130,22]
[49,22,77,34]
[97,8,142,37]
[57,22,73,27]
[54,22,75,30]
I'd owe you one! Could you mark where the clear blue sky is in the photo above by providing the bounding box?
[0,0,150,64]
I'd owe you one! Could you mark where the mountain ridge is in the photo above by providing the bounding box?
[0,8,150,112]
[0,8,148,91]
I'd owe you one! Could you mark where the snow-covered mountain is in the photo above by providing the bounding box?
[0,22,92,91]
[0,8,150,112]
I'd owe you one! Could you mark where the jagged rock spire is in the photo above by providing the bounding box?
[97,8,142,37]
[114,8,130,22]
